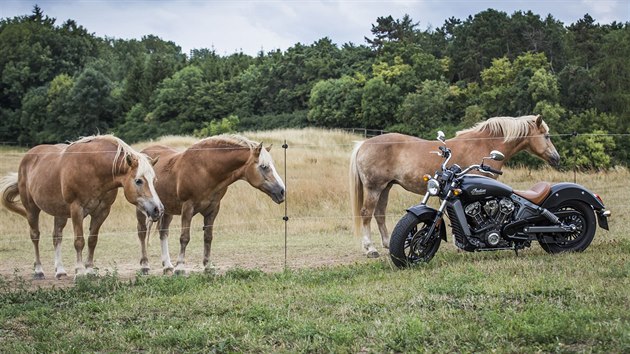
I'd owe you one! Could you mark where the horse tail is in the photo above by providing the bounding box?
[0,172,27,218]
[349,141,364,237]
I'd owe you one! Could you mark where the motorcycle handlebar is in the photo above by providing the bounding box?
[481,164,503,175]
[456,164,503,177]
[436,141,503,177]
[438,146,452,171]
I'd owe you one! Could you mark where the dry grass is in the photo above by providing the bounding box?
[0,130,627,284]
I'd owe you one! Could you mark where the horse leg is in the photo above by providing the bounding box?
[70,202,87,277]
[85,205,112,275]
[159,214,174,275]
[53,216,68,279]
[202,205,220,274]
[375,184,392,249]
[361,189,381,258]
[174,204,194,275]
[26,209,44,279]
[136,210,150,275]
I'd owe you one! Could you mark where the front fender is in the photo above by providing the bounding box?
[405,204,448,242]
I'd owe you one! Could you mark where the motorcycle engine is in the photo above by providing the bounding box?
[464,198,515,248]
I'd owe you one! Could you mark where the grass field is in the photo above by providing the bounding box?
[0,129,628,352]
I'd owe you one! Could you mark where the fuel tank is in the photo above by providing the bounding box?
[459,175,513,202]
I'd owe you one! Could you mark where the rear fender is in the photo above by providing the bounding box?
[541,183,605,210]
[541,183,609,230]
[406,204,447,241]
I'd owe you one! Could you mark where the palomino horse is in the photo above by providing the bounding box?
[350,115,560,258]
[0,135,163,279]
[137,134,285,275]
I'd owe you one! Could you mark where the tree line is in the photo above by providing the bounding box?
[1,6,628,168]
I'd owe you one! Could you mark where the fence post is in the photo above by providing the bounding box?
[282,140,289,270]
[572,131,578,184]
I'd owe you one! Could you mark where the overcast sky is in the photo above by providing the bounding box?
[1,1,628,55]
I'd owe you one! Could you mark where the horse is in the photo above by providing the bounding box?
[0,135,163,279]
[137,134,285,275]
[349,115,560,258]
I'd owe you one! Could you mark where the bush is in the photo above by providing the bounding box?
[194,115,240,138]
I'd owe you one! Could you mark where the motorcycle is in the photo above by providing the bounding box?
[389,131,611,268]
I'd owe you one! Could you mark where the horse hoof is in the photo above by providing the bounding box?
[140,268,150,276]
[55,272,67,280]
[366,250,380,258]
[163,268,174,276]
[33,272,45,280]
[174,269,187,276]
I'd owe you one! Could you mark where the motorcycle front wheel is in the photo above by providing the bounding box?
[539,200,596,253]
[389,212,441,268]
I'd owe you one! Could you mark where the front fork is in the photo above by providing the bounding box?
[417,190,452,247]
[420,191,431,206]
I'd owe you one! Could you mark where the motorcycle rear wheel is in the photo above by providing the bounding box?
[539,200,596,253]
[389,212,441,268]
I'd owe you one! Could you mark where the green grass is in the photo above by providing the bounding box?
[1,248,628,353]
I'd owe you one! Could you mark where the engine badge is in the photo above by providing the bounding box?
[471,188,487,195]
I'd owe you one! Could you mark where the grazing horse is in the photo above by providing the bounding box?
[350,115,560,257]
[137,134,285,275]
[0,135,163,279]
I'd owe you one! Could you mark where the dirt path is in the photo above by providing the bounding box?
[0,248,371,290]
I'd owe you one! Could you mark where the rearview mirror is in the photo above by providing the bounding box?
[489,150,505,161]
[437,131,446,144]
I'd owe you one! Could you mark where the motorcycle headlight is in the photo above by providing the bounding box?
[427,178,440,196]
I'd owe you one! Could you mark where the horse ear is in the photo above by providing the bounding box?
[266,144,273,152]
[254,142,263,157]
[150,156,159,166]
[535,114,543,127]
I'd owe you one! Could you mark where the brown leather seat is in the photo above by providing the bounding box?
[514,182,552,205]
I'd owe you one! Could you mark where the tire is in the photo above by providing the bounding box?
[539,200,596,254]
[389,212,441,268]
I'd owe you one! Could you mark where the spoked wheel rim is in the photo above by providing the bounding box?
[540,201,596,254]
[403,222,438,264]
[553,206,587,245]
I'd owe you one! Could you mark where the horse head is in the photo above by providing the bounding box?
[122,154,164,221]
[244,143,285,204]
[525,115,560,168]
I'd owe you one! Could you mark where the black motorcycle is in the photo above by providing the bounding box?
[389,131,611,268]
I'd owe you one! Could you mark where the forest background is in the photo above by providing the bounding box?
[1,6,628,169]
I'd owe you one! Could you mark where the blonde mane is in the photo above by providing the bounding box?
[195,134,258,150]
[68,135,155,179]
[193,134,274,165]
[456,115,548,143]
